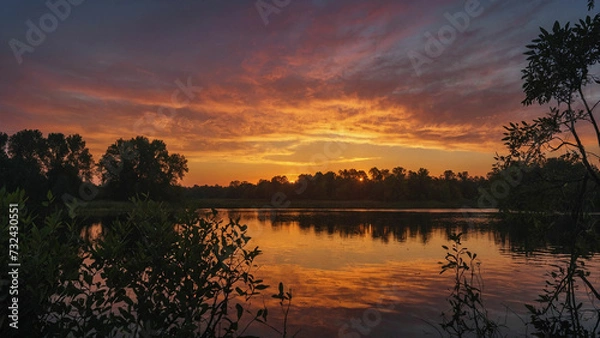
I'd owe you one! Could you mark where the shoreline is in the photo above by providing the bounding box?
[77,198,484,216]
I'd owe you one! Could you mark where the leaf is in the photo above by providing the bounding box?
[553,21,560,32]
[525,304,537,314]
[236,303,243,320]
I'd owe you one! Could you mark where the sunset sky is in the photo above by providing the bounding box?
[0,0,596,186]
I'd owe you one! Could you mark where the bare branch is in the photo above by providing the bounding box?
[578,88,600,147]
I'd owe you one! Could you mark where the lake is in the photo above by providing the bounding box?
[191,208,600,338]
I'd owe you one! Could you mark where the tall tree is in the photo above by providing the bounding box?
[8,129,47,169]
[500,11,600,186]
[46,133,94,198]
[496,2,600,217]
[1,129,94,201]
[46,133,93,179]
[98,136,188,200]
[4,130,49,199]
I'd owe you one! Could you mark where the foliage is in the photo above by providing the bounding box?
[439,233,503,338]
[254,282,298,338]
[98,136,188,201]
[273,283,298,338]
[492,4,600,333]
[91,198,270,337]
[0,188,89,337]
[526,259,600,337]
[498,11,600,187]
[0,129,93,204]
[0,189,288,337]
[0,128,487,205]
[1,129,190,204]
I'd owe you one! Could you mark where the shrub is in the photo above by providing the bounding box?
[0,189,282,337]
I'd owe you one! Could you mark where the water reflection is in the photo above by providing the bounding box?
[205,209,599,337]
[88,209,599,337]
[225,209,498,244]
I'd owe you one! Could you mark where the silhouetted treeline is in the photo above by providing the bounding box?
[184,167,486,203]
[2,129,595,210]
[0,130,93,205]
[0,129,187,204]
[186,157,599,209]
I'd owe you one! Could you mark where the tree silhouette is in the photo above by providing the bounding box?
[0,129,94,203]
[496,3,600,215]
[45,133,94,199]
[98,136,188,200]
[185,166,484,204]
[499,9,600,185]
[8,129,47,171]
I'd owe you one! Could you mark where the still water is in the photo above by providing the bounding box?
[199,208,600,338]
